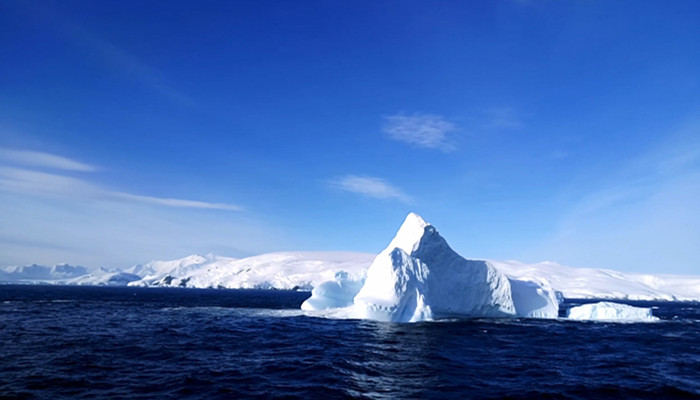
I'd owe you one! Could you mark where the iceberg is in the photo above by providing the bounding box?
[302,213,559,322]
[300,271,365,311]
[567,301,659,322]
[508,278,560,319]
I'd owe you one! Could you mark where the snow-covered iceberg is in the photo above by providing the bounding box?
[567,301,659,322]
[508,278,560,319]
[300,271,365,311]
[302,213,559,322]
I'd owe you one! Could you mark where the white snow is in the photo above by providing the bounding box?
[304,213,559,322]
[1,213,699,306]
[349,213,520,321]
[491,260,700,301]
[0,263,88,281]
[127,251,372,290]
[567,301,659,322]
[508,277,560,319]
[0,264,141,286]
[300,271,365,310]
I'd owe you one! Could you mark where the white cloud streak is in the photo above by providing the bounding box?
[0,152,241,211]
[383,113,456,151]
[0,148,96,172]
[331,175,412,203]
[112,192,242,211]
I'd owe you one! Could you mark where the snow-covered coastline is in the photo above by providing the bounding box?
[2,213,699,304]
[3,252,699,302]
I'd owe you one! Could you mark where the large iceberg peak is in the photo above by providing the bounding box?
[352,212,518,321]
[386,212,431,255]
[302,212,561,322]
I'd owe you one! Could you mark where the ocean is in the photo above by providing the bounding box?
[0,285,698,399]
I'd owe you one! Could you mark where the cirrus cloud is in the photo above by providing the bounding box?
[0,148,96,172]
[383,113,456,151]
[0,149,242,211]
[330,175,413,204]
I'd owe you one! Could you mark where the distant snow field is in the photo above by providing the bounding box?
[2,215,699,306]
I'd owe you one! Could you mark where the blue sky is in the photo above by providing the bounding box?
[1,1,699,274]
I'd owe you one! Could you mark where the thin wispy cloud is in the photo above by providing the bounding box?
[0,152,241,211]
[480,107,523,130]
[331,175,413,203]
[113,193,242,211]
[532,129,700,272]
[0,167,98,197]
[383,113,456,151]
[74,28,194,106]
[21,2,192,106]
[0,148,96,172]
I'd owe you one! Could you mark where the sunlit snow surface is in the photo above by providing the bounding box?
[126,252,372,291]
[1,217,699,304]
[491,260,700,301]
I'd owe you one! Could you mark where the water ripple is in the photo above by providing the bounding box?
[0,286,698,399]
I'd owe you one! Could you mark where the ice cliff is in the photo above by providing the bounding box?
[302,213,559,322]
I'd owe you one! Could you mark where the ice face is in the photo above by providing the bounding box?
[351,247,433,322]
[567,301,659,322]
[301,213,561,322]
[508,278,560,319]
[352,214,526,321]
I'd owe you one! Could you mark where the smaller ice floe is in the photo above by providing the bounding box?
[301,271,365,311]
[567,301,659,322]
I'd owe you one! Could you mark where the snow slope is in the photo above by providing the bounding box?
[3,252,699,302]
[567,302,659,322]
[1,213,698,302]
[0,264,140,286]
[127,251,372,290]
[0,263,88,282]
[491,260,700,301]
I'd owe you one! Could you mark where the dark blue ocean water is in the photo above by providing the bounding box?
[0,286,699,399]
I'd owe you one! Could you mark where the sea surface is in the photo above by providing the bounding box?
[0,285,699,399]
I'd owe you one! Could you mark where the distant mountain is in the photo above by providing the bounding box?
[125,251,373,290]
[0,264,140,286]
[2,251,699,301]
[0,263,88,281]
[491,259,700,301]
